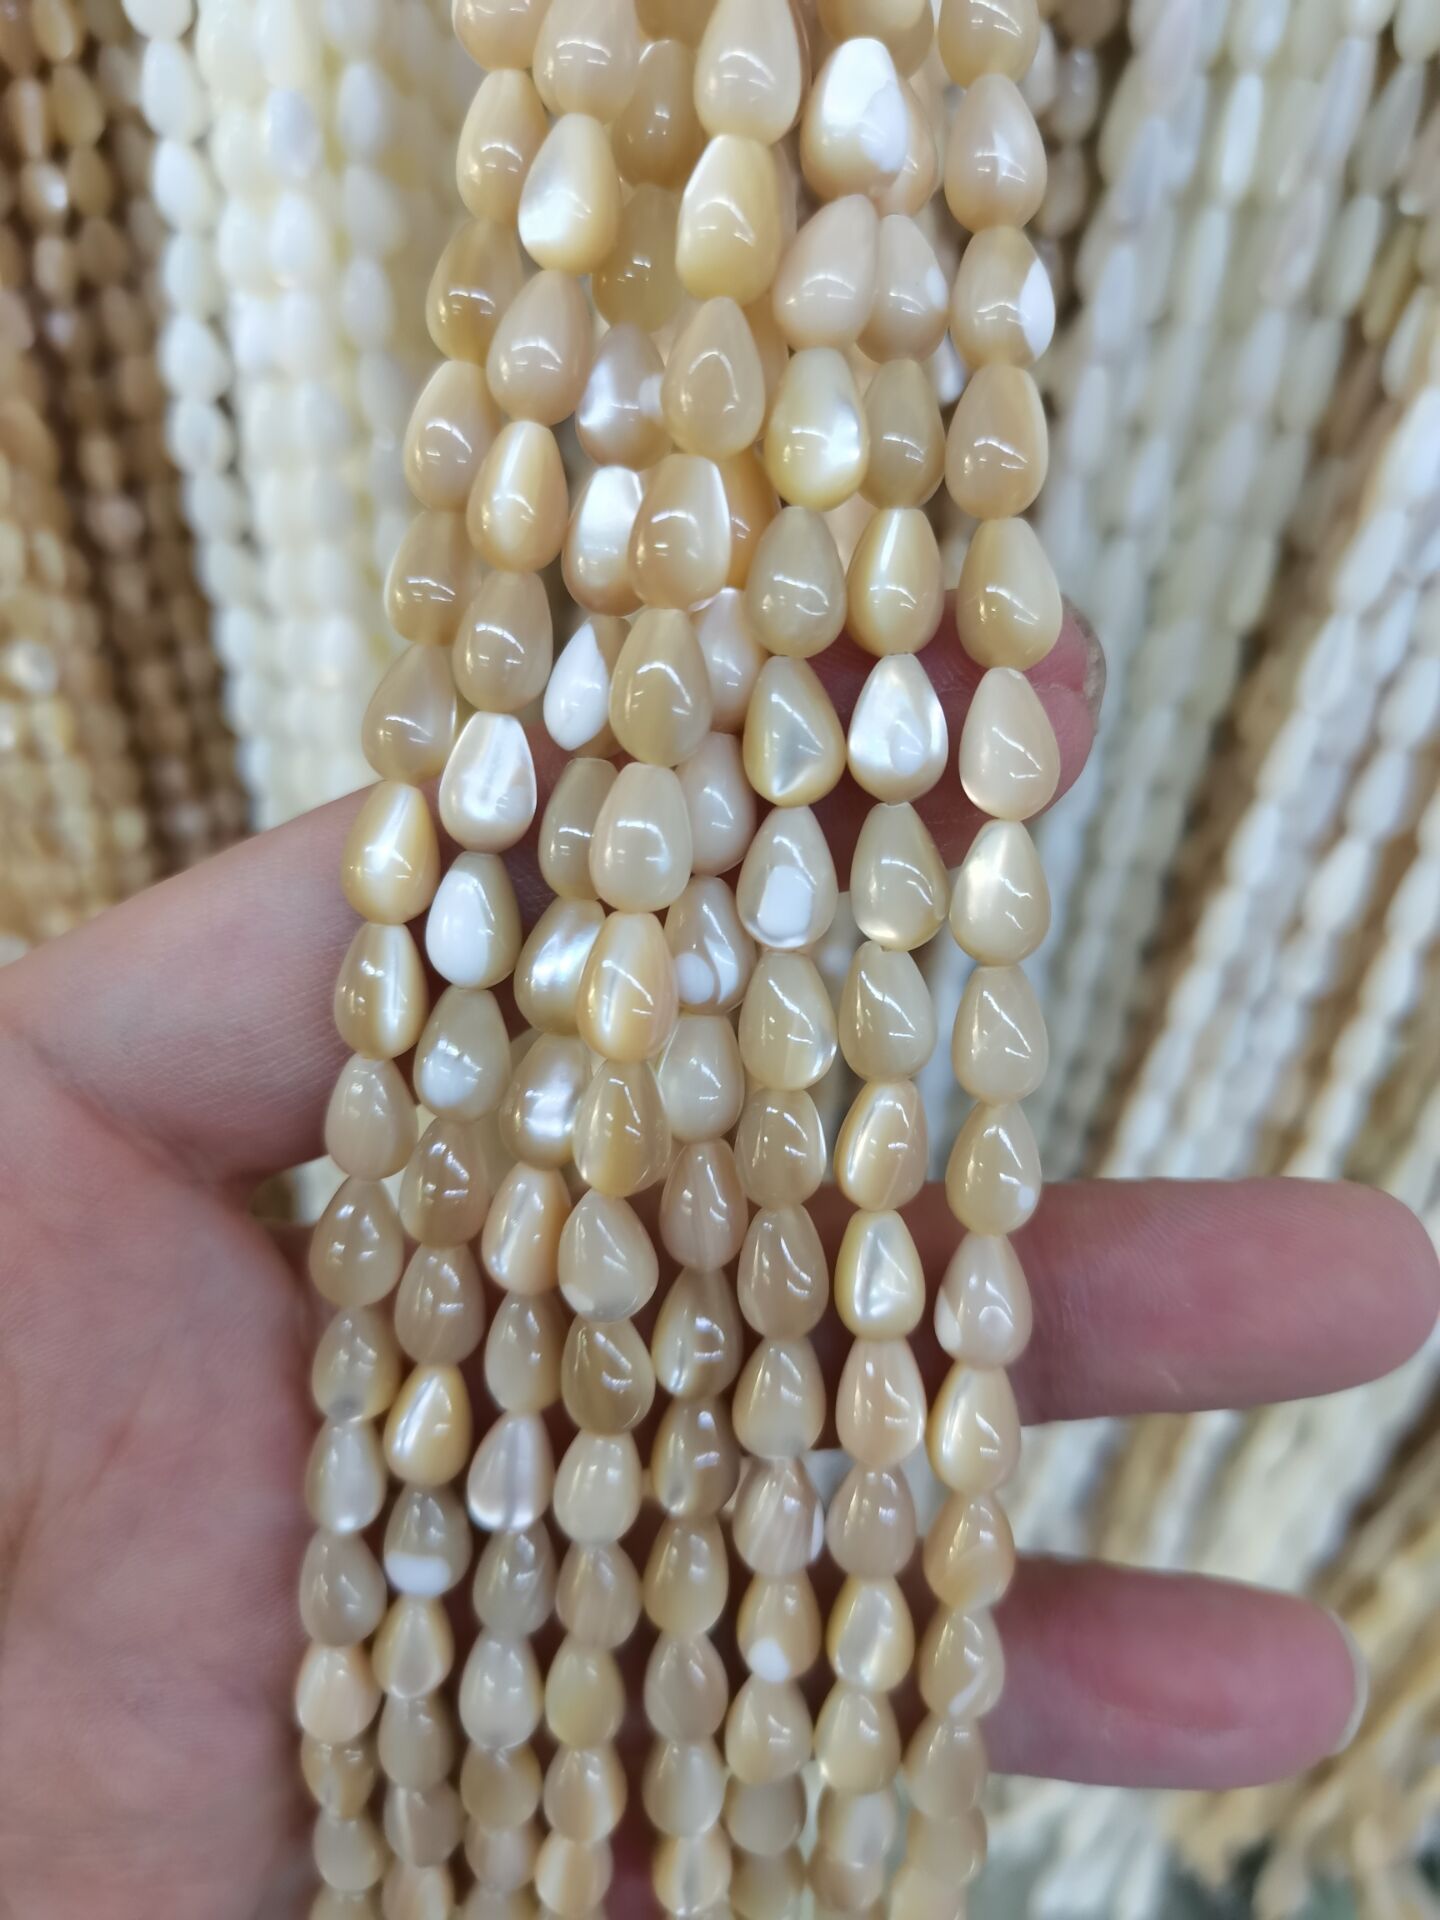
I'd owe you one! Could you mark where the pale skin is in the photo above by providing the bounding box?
[0,615,1435,1919]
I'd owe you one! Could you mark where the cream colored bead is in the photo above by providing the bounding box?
[554,1430,644,1545]
[437,715,538,858]
[652,1830,730,1915]
[918,1605,1005,1724]
[816,1782,900,1875]
[457,68,548,224]
[694,0,803,141]
[397,1244,487,1367]
[927,1360,1022,1493]
[827,1576,914,1692]
[562,1316,656,1433]
[733,1337,826,1458]
[678,731,756,875]
[455,570,555,716]
[651,1396,741,1519]
[732,1457,824,1577]
[772,196,879,350]
[848,655,947,804]
[677,133,785,305]
[466,1411,554,1533]
[546,1638,626,1746]
[372,1597,455,1703]
[562,467,645,619]
[949,818,1049,963]
[590,762,694,911]
[453,0,550,67]
[943,73,1045,231]
[385,1487,471,1599]
[426,854,523,993]
[498,1035,591,1168]
[861,357,945,506]
[557,1540,643,1649]
[836,1331,928,1471]
[333,923,427,1061]
[958,667,1060,821]
[558,1190,660,1320]
[838,941,935,1079]
[387,513,480,648]
[662,297,766,460]
[764,347,869,511]
[363,646,459,786]
[846,508,944,658]
[738,949,837,1091]
[938,0,1039,84]
[736,805,838,950]
[862,217,949,366]
[736,1088,827,1204]
[593,183,684,333]
[645,1631,729,1741]
[813,1684,902,1793]
[738,1203,828,1337]
[544,1745,627,1844]
[325,1056,415,1181]
[835,1078,928,1211]
[462,1741,542,1827]
[460,1631,544,1753]
[483,1294,565,1413]
[380,1694,457,1798]
[944,1097,1041,1234]
[696,589,766,732]
[464,1816,539,1893]
[955,515,1062,670]
[660,1139,749,1268]
[610,610,714,765]
[485,270,594,428]
[737,1571,822,1682]
[404,363,502,516]
[825,1462,916,1577]
[532,0,641,120]
[800,36,909,197]
[744,506,847,658]
[645,1516,728,1638]
[907,1806,987,1885]
[951,226,1053,370]
[849,801,948,951]
[514,899,604,1037]
[307,1422,387,1536]
[725,1675,812,1784]
[383,1366,473,1489]
[935,1232,1030,1366]
[413,986,510,1121]
[904,1714,988,1821]
[572,1058,672,1197]
[945,364,1048,520]
[732,1843,805,1917]
[577,909,679,1062]
[666,875,757,1010]
[651,1265,744,1399]
[302,1532,387,1648]
[518,113,622,274]
[399,1119,491,1246]
[628,454,734,611]
[643,1737,727,1839]
[310,1180,404,1310]
[923,1489,1016,1612]
[952,964,1047,1102]
[725,1775,806,1857]
[544,614,625,754]
[834,1209,924,1336]
[539,760,618,902]
[313,1308,402,1422]
[576,323,669,469]
[302,1736,377,1821]
[298,1643,381,1746]
[614,37,704,188]
[656,1015,746,1142]
[315,1810,386,1894]
[469,420,569,573]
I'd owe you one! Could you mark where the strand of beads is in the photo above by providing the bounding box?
[890,6,1059,1912]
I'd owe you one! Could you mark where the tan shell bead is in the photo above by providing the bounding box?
[951,225,1055,369]
[576,323,668,468]
[676,133,784,306]
[558,1190,660,1320]
[395,1247,487,1366]
[483,1295,565,1413]
[744,656,846,807]
[468,420,569,573]
[917,1604,1005,1723]
[593,183,683,333]
[744,506,847,658]
[835,1077,928,1210]
[297,1643,381,1746]
[945,364,1048,520]
[825,1462,917,1576]
[725,1774,806,1856]
[642,1738,726,1839]
[413,986,510,1121]
[372,1596,455,1701]
[952,963,1048,1101]
[532,0,641,120]
[572,1058,673,1196]
[467,1411,554,1532]
[485,270,594,427]
[399,1118,491,1245]
[906,1807,988,1885]
[653,1830,731,1914]
[590,762,694,911]
[732,1844,806,1917]
[557,1540,643,1648]
[834,1208,925,1335]
[846,507,945,656]
[454,570,554,715]
[657,1015,746,1141]
[307,1421,387,1535]
[661,296,766,460]
[325,1055,415,1180]
[403,361,502,512]
[383,1366,473,1490]
[514,898,603,1035]
[772,195,879,350]
[628,454,733,611]
[561,1316,656,1433]
[452,0,549,68]
[666,875,757,1010]
[362,646,458,785]
[610,609,714,764]
[460,1631,544,1752]
[945,1097,1042,1234]
[613,38,704,188]
[539,759,618,901]
[943,73,1046,231]
[764,347,869,511]
[719,447,780,589]
[725,1675,812,1784]
[813,1684,902,1793]
[736,1088,827,1205]
[736,805,839,951]
[465,1816,539,1893]
[827,1576,915,1692]
[695,589,766,733]
[560,469,645,624]
[861,358,945,507]
[838,941,936,1078]
[922,1489,1016,1611]
[651,1396,741,1519]
[554,1430,644,1544]
[836,1336,927,1466]
[739,950,837,1091]
[904,1714,988,1821]
[660,1140,748,1269]
[651,1265,744,1399]
[678,731,756,875]
[938,0,1039,85]
[544,1745,627,1844]
[498,1036,591,1167]
[301,1532,388,1647]
[380,1691,459,1792]
[302,1736,378,1821]
[927,1359,1022,1493]
[799,36,909,198]
[949,817,1051,963]
[386,512,477,648]
[694,0,803,141]
[738,1203,829,1337]
[518,113,622,274]
[957,666,1060,821]
[456,68,548,224]
[462,1741,542,1825]
[425,221,524,365]
[645,1516,728,1637]
[577,909,679,1062]
[732,1457,824,1576]
[340,784,439,926]
[861,215,949,365]
[313,1307,402,1421]
[333,924,427,1060]
[733,1337,826,1457]
[737,1571,822,1682]
[955,515,1062,670]
[849,801,948,951]
[645,1631,728,1741]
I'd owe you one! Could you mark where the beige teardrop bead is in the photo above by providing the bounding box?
[333,923,427,1060]
[362,645,458,786]
[927,1359,1022,1494]
[297,1643,381,1747]
[385,512,477,649]
[944,1097,1042,1235]
[556,1539,643,1649]
[735,1088,827,1205]
[590,762,694,911]
[576,322,669,469]
[425,219,525,365]
[558,1189,660,1321]
[955,515,1062,671]
[678,730,756,876]
[838,940,936,1079]
[952,964,1048,1102]
[825,1461,917,1577]
[384,1486,471,1604]
[404,360,502,513]
[394,1246,486,1367]
[957,667,1060,822]
[498,1035,591,1169]
[454,569,554,715]
[736,805,838,951]
[738,949,837,1092]
[572,1058,673,1197]
[553,1430,644,1545]
[544,1745,627,1844]
[744,505,847,658]
[835,1336,927,1467]
[732,1337,826,1458]
[846,506,945,657]
[861,356,945,508]
[644,1631,729,1743]
[383,1366,473,1489]
[610,608,714,765]
[659,1140,749,1269]
[665,874,757,1011]
[695,589,766,733]
[514,898,604,1037]
[399,1116,491,1245]
[922,1489,1016,1612]
[644,1516,729,1638]
[861,215,949,366]
[452,0,549,68]
[482,1294,565,1413]
[904,1713,989,1821]
[945,363,1048,520]
[917,1603,1005,1723]
[731,1457,824,1577]
[876,70,941,213]
[459,1631,544,1754]
[661,296,766,461]
[562,1316,656,1434]
[413,986,510,1122]
[743,655,846,807]
[341,782,440,926]
[676,133,784,306]
[561,466,644,620]
[738,1202,829,1338]
[518,112,622,274]
[725,1775,806,1857]
[827,1576,915,1692]
[539,760,618,903]
[943,72,1046,231]
[652,1830,730,1915]
[629,454,733,611]
[325,1055,415,1181]
[849,801,948,951]
[593,182,683,333]
[650,1396,741,1519]
[466,1411,554,1533]
[456,67,549,224]
[813,1683,902,1793]
[951,224,1054,370]
[694,0,803,141]
[485,269,594,428]
[656,1014,746,1142]
[461,1740,542,1827]
[949,817,1050,964]
[302,1736,377,1822]
[532,0,641,120]
[372,1596,455,1702]
[736,1571,822,1683]
[772,195,879,350]
[725,1675,812,1785]
[469,419,569,573]
[576,909,679,1063]
[613,35,705,187]
[764,346,869,511]
[313,1307,402,1422]
[642,1737,727,1840]
[651,1265,743,1400]
[938,0,1040,84]
[719,446,780,587]
[800,36,909,198]
[834,1077,928,1211]
[834,1208,925,1336]
[815,1778,901,1872]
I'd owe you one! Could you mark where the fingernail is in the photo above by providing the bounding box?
[1327,1612,1369,1754]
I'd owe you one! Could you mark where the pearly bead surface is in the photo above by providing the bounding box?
[955,516,1062,671]
[957,668,1060,821]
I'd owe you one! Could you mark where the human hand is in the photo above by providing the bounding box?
[0,613,1433,1919]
